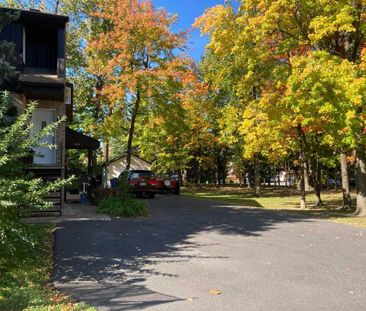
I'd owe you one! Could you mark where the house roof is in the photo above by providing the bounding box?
[0,8,69,25]
[104,153,151,167]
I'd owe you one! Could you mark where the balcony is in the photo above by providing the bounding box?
[0,8,68,100]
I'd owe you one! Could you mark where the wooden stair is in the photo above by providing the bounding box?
[19,190,62,218]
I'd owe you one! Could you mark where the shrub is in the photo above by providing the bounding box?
[97,196,149,217]
[0,93,69,257]
[96,170,149,217]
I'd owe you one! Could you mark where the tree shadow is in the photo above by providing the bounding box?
[184,186,361,220]
[53,195,313,310]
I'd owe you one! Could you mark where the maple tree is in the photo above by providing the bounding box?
[136,65,193,178]
[88,0,188,170]
[195,3,286,196]
[195,0,366,213]
[137,62,220,184]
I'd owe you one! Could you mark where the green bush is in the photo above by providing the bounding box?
[0,92,70,257]
[97,196,149,217]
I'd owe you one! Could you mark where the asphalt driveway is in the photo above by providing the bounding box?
[53,195,366,311]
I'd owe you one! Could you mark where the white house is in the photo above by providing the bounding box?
[103,154,152,187]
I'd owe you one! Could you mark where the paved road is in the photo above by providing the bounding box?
[54,195,366,311]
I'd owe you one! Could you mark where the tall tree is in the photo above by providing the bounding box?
[138,70,215,183]
[88,0,187,170]
[196,0,366,213]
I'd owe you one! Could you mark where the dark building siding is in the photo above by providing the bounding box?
[0,22,23,52]
[57,27,65,77]
[25,25,58,71]
[0,22,23,70]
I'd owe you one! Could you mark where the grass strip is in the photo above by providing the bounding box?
[0,224,95,311]
[183,186,366,227]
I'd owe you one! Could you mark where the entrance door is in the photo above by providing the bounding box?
[31,109,56,165]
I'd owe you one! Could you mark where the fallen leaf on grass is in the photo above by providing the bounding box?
[209,289,222,295]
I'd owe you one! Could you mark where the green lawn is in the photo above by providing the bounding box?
[183,185,366,228]
[0,224,95,311]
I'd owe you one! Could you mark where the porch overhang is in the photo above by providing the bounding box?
[65,127,100,150]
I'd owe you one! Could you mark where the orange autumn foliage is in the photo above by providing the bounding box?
[88,0,190,101]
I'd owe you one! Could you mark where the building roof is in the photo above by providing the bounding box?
[104,153,151,167]
[0,8,69,25]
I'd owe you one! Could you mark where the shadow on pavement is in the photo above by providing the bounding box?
[53,195,313,310]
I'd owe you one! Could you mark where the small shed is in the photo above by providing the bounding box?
[103,154,152,187]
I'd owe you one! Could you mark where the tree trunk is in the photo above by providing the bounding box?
[247,169,252,189]
[298,124,307,209]
[304,160,312,191]
[311,156,322,206]
[94,75,105,126]
[196,166,200,185]
[178,170,183,186]
[103,140,110,188]
[126,91,140,171]
[87,149,92,177]
[242,161,247,187]
[355,146,366,216]
[216,152,226,185]
[193,155,200,185]
[254,154,261,197]
[340,153,352,210]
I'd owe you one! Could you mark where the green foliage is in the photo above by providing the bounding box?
[115,170,131,193]
[0,92,69,256]
[0,224,94,310]
[97,172,148,217]
[137,87,193,174]
[194,0,366,210]
[66,149,88,171]
[195,0,366,156]
[97,196,148,217]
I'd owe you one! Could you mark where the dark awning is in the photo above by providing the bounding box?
[65,127,100,150]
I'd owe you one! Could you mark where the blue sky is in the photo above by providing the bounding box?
[153,0,238,62]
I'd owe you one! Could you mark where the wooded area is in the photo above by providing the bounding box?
[2,0,366,216]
